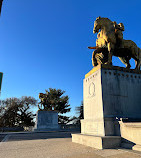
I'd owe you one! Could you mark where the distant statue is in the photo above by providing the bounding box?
[38,93,53,111]
[89,16,141,70]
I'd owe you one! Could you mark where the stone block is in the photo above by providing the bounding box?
[120,121,141,151]
[72,133,121,149]
[34,111,59,131]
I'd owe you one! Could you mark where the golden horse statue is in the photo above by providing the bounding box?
[38,93,53,111]
[92,16,141,70]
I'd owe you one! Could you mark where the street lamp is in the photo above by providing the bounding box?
[0,0,3,15]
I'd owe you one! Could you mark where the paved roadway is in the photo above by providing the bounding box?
[0,131,141,158]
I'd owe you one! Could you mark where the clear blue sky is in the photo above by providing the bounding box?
[0,0,141,116]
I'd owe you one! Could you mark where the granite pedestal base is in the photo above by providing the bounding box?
[34,111,59,131]
[72,65,141,149]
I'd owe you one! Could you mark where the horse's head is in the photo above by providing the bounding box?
[93,16,102,34]
[39,93,45,99]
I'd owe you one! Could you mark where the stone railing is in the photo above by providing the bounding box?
[0,127,24,132]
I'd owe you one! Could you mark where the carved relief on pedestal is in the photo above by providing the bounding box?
[89,82,95,97]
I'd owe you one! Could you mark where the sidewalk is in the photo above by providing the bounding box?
[0,131,141,158]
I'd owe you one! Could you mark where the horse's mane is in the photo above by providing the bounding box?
[100,17,113,23]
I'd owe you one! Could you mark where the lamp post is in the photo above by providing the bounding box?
[0,0,3,104]
[0,0,3,16]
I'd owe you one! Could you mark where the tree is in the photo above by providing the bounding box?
[0,98,20,127]
[0,96,37,127]
[18,96,37,127]
[76,101,84,120]
[58,115,71,124]
[39,88,71,124]
[73,101,84,124]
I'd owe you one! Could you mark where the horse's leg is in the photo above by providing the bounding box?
[118,57,130,68]
[125,56,131,69]
[135,59,140,70]
[107,42,114,65]
[92,50,98,66]
[132,55,140,70]
[38,104,41,110]
[125,57,131,69]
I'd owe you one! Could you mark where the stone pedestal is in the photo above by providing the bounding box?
[34,111,59,131]
[72,65,141,149]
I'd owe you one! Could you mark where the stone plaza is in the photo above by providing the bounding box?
[0,131,141,158]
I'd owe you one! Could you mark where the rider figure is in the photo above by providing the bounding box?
[113,21,124,48]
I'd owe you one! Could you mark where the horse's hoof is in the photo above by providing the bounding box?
[135,67,139,71]
[126,67,130,70]
[126,65,131,69]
